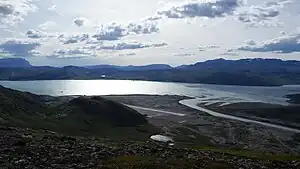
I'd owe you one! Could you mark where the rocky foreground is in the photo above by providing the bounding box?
[0,127,299,169]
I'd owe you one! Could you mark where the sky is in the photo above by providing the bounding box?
[0,0,300,66]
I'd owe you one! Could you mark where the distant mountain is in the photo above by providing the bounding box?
[85,64,173,71]
[0,58,32,68]
[179,58,300,73]
[0,58,300,86]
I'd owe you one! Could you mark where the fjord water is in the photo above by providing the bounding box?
[0,80,300,105]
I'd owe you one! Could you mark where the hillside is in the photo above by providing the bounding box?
[0,58,32,68]
[85,64,172,71]
[0,86,300,168]
[0,58,300,86]
[0,85,156,139]
[0,126,299,169]
[180,58,300,72]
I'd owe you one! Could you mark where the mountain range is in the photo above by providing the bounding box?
[0,58,300,86]
[0,58,32,68]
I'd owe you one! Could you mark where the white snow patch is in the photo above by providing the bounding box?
[150,135,173,143]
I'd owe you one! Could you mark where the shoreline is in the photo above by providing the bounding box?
[0,79,286,87]
[100,94,300,133]
[180,98,300,133]
[9,92,300,154]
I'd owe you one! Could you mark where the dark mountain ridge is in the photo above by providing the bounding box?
[85,64,172,71]
[0,58,300,86]
[179,58,300,72]
[0,58,32,68]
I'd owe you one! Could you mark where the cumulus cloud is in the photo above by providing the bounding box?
[93,23,127,41]
[236,0,291,26]
[38,21,56,30]
[26,30,45,38]
[74,17,87,27]
[0,39,41,57]
[157,0,242,19]
[92,21,159,41]
[58,34,89,44]
[237,32,300,53]
[0,4,14,15]
[0,0,37,26]
[127,21,159,34]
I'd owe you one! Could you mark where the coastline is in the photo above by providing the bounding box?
[61,94,300,133]
[0,79,283,87]
[180,98,300,133]
[102,94,300,154]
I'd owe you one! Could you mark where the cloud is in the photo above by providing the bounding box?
[26,30,45,38]
[151,42,167,47]
[92,23,127,41]
[74,17,87,27]
[221,52,239,56]
[92,21,159,41]
[99,42,165,50]
[0,4,14,15]
[237,32,300,53]
[280,31,286,35]
[38,21,56,30]
[26,29,55,39]
[207,45,220,49]
[127,21,159,34]
[244,39,257,46]
[145,15,163,21]
[157,0,242,19]
[58,34,89,44]
[0,0,37,26]
[0,39,41,57]
[198,45,220,51]
[118,52,137,56]
[48,5,56,11]
[49,48,91,59]
[174,53,196,57]
[86,42,167,51]
[236,0,291,26]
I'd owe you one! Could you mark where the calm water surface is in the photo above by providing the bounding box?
[0,80,300,105]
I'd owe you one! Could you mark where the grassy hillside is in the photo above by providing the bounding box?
[0,126,299,169]
[0,85,157,139]
[0,86,300,168]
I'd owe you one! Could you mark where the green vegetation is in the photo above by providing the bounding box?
[193,146,300,161]
[1,85,300,168]
[1,126,298,169]
[0,85,158,139]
